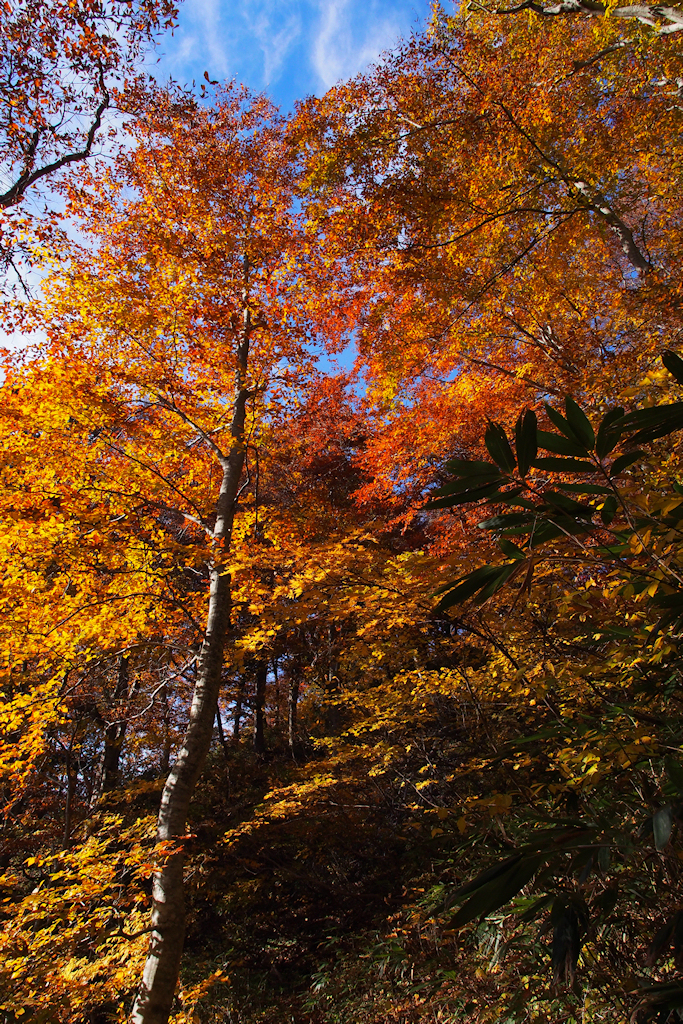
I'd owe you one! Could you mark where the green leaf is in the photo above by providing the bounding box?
[544,403,581,444]
[478,513,535,531]
[435,564,510,610]
[542,491,593,515]
[499,539,526,560]
[565,397,595,449]
[558,482,614,495]
[449,854,525,904]
[595,406,625,458]
[663,350,683,385]
[436,561,520,610]
[635,981,683,1013]
[450,855,544,929]
[621,403,683,445]
[609,450,645,476]
[653,806,673,851]
[426,480,505,509]
[431,476,500,499]
[474,559,520,602]
[529,517,593,546]
[666,757,683,794]
[485,422,516,474]
[443,458,501,477]
[537,429,588,457]
[515,893,553,922]
[652,592,683,610]
[600,495,618,525]
[532,457,596,473]
[515,409,537,476]
[497,491,537,508]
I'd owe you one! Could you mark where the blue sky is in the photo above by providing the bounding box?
[152,0,436,111]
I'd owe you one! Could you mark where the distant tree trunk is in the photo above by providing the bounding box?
[273,656,280,731]
[131,259,252,1024]
[63,724,78,848]
[215,701,229,762]
[233,676,244,745]
[288,671,300,758]
[253,661,267,755]
[159,682,172,775]
[91,654,129,808]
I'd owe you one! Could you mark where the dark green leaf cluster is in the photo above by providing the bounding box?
[429,353,683,615]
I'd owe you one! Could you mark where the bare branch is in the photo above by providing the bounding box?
[0,63,110,209]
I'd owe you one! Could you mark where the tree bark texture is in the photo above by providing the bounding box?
[288,669,300,757]
[232,676,244,746]
[253,661,267,755]
[91,654,130,809]
[130,259,253,1024]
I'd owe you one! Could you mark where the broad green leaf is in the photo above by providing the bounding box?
[475,559,521,601]
[515,893,553,922]
[529,517,593,546]
[537,429,588,457]
[449,854,524,904]
[499,538,526,560]
[542,491,593,515]
[532,457,595,473]
[653,806,673,851]
[435,564,512,610]
[622,403,683,445]
[595,406,625,458]
[650,592,683,610]
[663,350,683,385]
[609,450,644,476]
[485,422,516,474]
[635,981,683,1013]
[545,403,581,444]
[600,495,618,525]
[450,854,543,929]
[515,409,537,476]
[558,483,614,495]
[565,396,595,449]
[497,492,537,508]
[426,480,505,509]
[478,513,535,531]
[666,757,683,794]
[431,476,500,499]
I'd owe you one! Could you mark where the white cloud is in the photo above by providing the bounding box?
[192,0,232,77]
[248,3,303,86]
[312,0,403,91]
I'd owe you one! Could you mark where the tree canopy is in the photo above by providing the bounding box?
[2,3,683,1024]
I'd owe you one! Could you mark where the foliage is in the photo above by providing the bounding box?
[0,0,179,295]
[2,1,683,1023]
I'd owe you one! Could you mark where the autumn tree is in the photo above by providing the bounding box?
[0,0,179,288]
[297,3,683,517]
[4,3,683,1022]
[0,80,363,1022]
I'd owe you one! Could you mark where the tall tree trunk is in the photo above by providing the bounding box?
[91,654,130,808]
[131,257,253,1024]
[215,701,230,763]
[253,660,267,755]
[272,656,280,731]
[63,723,78,849]
[159,682,172,776]
[288,671,300,758]
[232,676,244,745]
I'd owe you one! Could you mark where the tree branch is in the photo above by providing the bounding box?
[0,63,110,209]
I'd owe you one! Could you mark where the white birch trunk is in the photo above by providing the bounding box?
[130,260,253,1024]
